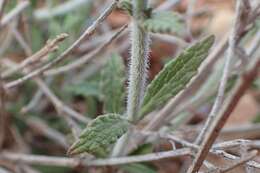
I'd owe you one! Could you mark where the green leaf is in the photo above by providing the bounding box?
[122,163,156,173]
[140,35,215,117]
[141,11,184,34]
[101,54,125,114]
[67,114,129,157]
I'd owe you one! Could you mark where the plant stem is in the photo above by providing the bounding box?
[112,0,150,156]
[127,0,149,122]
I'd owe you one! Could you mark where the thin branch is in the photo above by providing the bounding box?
[0,148,191,167]
[78,29,128,52]
[0,0,29,27]
[151,33,188,48]
[34,0,91,20]
[213,140,249,150]
[213,149,260,169]
[0,152,80,167]
[44,24,127,76]
[195,0,243,145]
[1,27,90,126]
[4,0,119,89]
[138,131,260,169]
[90,148,191,166]
[207,150,258,173]
[1,33,68,78]
[221,123,260,139]
[187,57,260,172]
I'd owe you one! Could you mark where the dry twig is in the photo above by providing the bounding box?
[4,0,119,89]
[1,33,68,78]
[0,0,29,27]
[195,0,243,145]
[0,148,191,167]
[187,55,260,173]
[187,1,259,172]
[138,131,260,169]
[44,24,127,76]
[206,150,258,173]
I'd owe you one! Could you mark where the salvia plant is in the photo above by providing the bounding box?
[67,0,215,157]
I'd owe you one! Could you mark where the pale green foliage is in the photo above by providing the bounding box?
[101,54,125,114]
[142,11,184,34]
[67,114,129,157]
[139,35,215,117]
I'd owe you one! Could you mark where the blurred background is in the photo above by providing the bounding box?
[0,0,259,173]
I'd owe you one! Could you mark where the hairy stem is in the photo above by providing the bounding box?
[127,0,149,122]
[112,0,150,156]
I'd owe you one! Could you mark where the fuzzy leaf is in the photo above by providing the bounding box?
[101,54,125,114]
[140,35,215,117]
[67,114,129,157]
[142,11,184,34]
